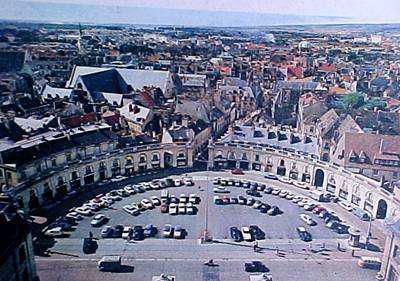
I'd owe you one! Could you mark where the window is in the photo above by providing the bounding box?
[255,154,260,162]
[0,169,3,178]
[394,172,399,179]
[6,171,12,180]
[52,159,57,167]
[373,169,379,176]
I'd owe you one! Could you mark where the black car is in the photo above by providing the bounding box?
[238,196,247,205]
[259,204,270,213]
[165,178,174,187]
[246,190,262,197]
[258,184,266,191]
[264,187,273,194]
[267,206,280,216]
[49,220,73,231]
[132,225,144,240]
[230,226,243,242]
[82,237,98,254]
[244,261,267,272]
[113,224,124,238]
[296,227,312,242]
[170,197,179,204]
[242,182,250,189]
[249,225,265,240]
[264,174,278,180]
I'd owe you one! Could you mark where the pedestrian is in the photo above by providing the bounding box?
[351,249,355,257]
[89,231,93,239]
[337,242,341,250]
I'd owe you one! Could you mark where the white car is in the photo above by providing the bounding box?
[178,203,186,214]
[338,201,354,212]
[141,182,152,191]
[293,181,310,190]
[286,193,295,200]
[186,203,195,215]
[150,196,161,206]
[123,205,140,215]
[179,194,188,203]
[111,175,126,182]
[163,224,173,238]
[279,177,293,184]
[174,179,183,187]
[123,185,136,195]
[141,199,154,209]
[272,188,281,195]
[169,203,178,215]
[122,226,132,239]
[189,194,198,204]
[106,191,121,201]
[213,186,230,193]
[279,190,288,198]
[300,214,316,226]
[44,227,64,237]
[213,177,221,185]
[303,203,316,211]
[253,201,263,209]
[173,225,183,239]
[90,214,108,226]
[66,211,83,221]
[183,177,194,186]
[75,206,93,216]
[241,226,252,241]
[292,196,303,203]
[298,199,308,207]
[150,180,160,189]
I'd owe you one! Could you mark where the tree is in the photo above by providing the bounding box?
[341,92,364,109]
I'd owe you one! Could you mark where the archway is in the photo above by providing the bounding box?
[138,154,147,172]
[28,190,39,211]
[99,162,107,180]
[376,199,388,219]
[276,159,286,176]
[84,165,94,185]
[314,169,325,187]
[164,152,173,168]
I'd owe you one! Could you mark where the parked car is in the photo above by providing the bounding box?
[90,214,108,227]
[238,196,247,205]
[186,203,195,215]
[357,257,382,270]
[271,188,281,195]
[230,226,243,242]
[113,225,124,238]
[231,168,244,175]
[267,206,280,216]
[253,200,263,209]
[132,225,144,240]
[101,226,113,238]
[174,179,183,187]
[179,194,188,203]
[213,186,230,193]
[150,180,160,189]
[122,226,132,239]
[292,196,303,203]
[160,204,169,213]
[264,173,278,180]
[213,177,221,185]
[296,226,312,241]
[264,187,273,194]
[286,193,295,200]
[300,214,316,226]
[144,224,157,237]
[141,199,154,209]
[249,225,265,240]
[189,194,198,204]
[183,177,194,186]
[259,204,270,213]
[338,201,354,212]
[44,227,64,237]
[150,196,161,206]
[293,181,310,189]
[279,177,293,184]
[279,190,288,198]
[75,206,93,216]
[124,185,136,195]
[173,225,184,239]
[178,203,186,214]
[163,224,173,238]
[245,261,267,272]
[169,203,178,215]
[247,198,255,206]
[123,205,140,216]
[241,226,252,241]
[303,203,316,211]
[246,190,262,197]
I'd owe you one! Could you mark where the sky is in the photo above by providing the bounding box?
[19,0,400,22]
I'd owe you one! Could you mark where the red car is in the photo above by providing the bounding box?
[160,204,169,213]
[231,168,244,175]
[313,205,325,214]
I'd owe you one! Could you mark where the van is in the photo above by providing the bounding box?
[357,256,381,270]
[98,256,122,271]
[353,208,371,221]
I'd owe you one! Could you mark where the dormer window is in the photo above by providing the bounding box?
[358,150,368,163]
[349,150,358,163]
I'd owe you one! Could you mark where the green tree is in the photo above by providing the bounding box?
[341,92,365,109]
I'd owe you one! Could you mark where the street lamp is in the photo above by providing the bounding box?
[365,210,373,248]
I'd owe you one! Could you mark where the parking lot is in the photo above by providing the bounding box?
[35,171,381,281]
[41,175,350,244]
